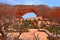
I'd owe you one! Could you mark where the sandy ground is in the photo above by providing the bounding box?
[7,29,49,40]
[19,29,48,40]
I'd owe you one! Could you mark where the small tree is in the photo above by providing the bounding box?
[13,19,30,39]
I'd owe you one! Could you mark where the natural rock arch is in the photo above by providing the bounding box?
[14,7,40,18]
[0,4,60,22]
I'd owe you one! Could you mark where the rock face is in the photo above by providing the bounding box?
[0,4,60,22]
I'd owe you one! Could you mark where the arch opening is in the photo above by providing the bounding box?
[22,12,37,19]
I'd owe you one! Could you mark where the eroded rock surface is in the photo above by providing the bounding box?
[0,4,60,22]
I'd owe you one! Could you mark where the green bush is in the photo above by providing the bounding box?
[25,28,29,32]
[34,25,39,29]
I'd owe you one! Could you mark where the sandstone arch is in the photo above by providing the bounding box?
[14,6,40,18]
[0,4,60,22]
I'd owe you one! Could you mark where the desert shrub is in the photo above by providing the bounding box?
[25,28,29,32]
[34,25,39,29]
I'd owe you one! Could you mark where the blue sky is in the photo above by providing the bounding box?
[22,12,37,18]
[0,0,60,6]
[0,0,60,18]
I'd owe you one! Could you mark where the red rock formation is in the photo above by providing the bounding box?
[0,4,60,22]
[49,7,60,21]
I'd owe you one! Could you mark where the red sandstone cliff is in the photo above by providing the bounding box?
[0,4,60,22]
